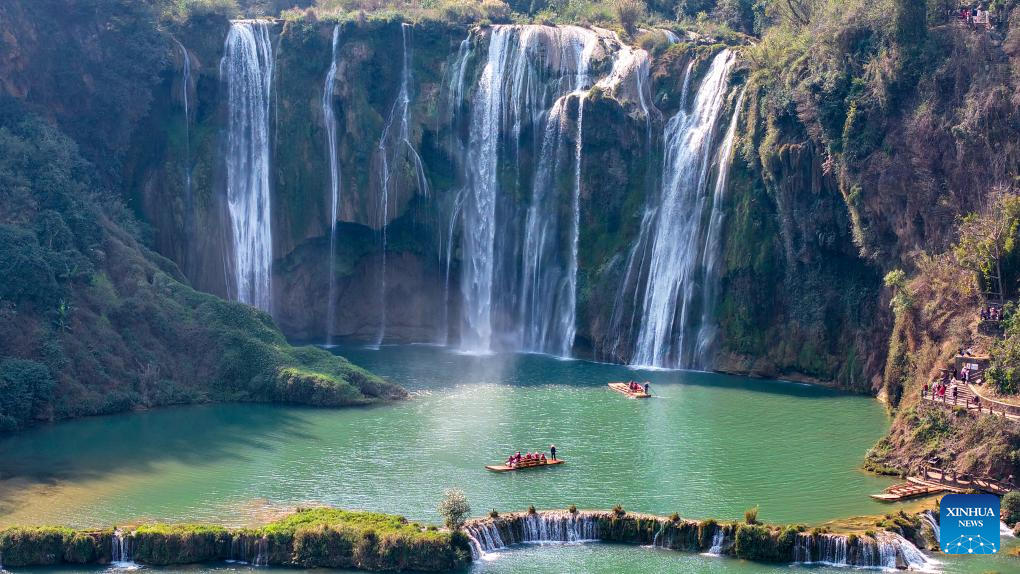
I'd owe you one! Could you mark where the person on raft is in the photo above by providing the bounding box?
[644,382,650,395]
[550,444,556,460]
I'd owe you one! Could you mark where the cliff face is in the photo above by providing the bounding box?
[10,3,1019,397]
[123,15,880,385]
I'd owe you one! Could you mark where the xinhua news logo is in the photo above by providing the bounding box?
[940,493,1000,555]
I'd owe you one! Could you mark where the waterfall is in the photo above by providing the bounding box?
[439,33,473,345]
[221,20,275,312]
[705,525,727,555]
[459,25,600,355]
[174,38,192,206]
[375,22,429,346]
[629,50,736,369]
[464,511,599,557]
[323,24,341,346]
[921,509,940,543]
[606,60,694,363]
[660,29,680,44]
[792,532,937,571]
[693,85,746,364]
[229,533,269,566]
[111,528,136,567]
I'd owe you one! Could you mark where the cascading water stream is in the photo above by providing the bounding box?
[693,85,746,364]
[706,526,727,555]
[921,509,940,543]
[629,50,736,369]
[439,33,473,345]
[111,528,137,568]
[375,22,429,346]
[459,25,599,355]
[322,24,341,346]
[221,20,275,312]
[174,38,192,207]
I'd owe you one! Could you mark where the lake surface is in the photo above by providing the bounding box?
[3,345,1016,572]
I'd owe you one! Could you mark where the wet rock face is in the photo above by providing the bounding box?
[118,16,882,383]
[273,246,452,344]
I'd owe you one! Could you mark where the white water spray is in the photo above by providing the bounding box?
[459,25,600,355]
[323,24,341,346]
[629,50,736,369]
[221,20,275,312]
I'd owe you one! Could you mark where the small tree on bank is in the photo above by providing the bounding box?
[953,189,1020,303]
[1002,491,1020,526]
[438,489,471,530]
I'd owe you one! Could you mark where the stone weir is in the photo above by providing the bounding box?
[463,510,939,571]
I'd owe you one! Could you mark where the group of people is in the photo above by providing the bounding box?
[924,370,986,411]
[924,380,959,402]
[980,305,1002,321]
[505,445,556,468]
[626,381,651,394]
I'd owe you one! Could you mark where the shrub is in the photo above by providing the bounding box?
[612,504,625,516]
[527,505,537,515]
[744,505,759,525]
[1003,491,1020,525]
[613,0,645,36]
[489,509,499,518]
[568,505,577,514]
[669,512,680,522]
[437,489,471,530]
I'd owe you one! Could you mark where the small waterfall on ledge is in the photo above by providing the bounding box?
[1001,520,1016,537]
[221,20,275,312]
[375,22,429,346]
[705,525,728,555]
[111,528,137,568]
[629,49,737,369]
[322,24,341,347]
[464,511,599,558]
[229,533,269,566]
[792,531,938,571]
[921,509,940,543]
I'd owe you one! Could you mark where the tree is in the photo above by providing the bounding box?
[437,489,471,530]
[954,190,1020,303]
[1003,491,1020,526]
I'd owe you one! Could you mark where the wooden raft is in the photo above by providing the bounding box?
[485,459,565,473]
[869,481,945,501]
[608,382,651,399]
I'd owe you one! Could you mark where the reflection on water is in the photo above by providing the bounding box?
[1,345,895,530]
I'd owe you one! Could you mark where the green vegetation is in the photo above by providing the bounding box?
[743,505,759,525]
[0,509,470,571]
[437,489,471,530]
[0,98,403,432]
[1003,491,1020,525]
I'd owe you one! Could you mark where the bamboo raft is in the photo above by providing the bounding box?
[869,481,945,501]
[608,382,651,399]
[485,459,565,472]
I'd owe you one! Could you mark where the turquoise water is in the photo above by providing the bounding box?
[1,345,1016,571]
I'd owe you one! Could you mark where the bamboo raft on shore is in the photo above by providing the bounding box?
[869,481,945,501]
[485,459,565,472]
[608,382,651,399]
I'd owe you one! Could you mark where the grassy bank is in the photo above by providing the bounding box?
[0,508,470,571]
